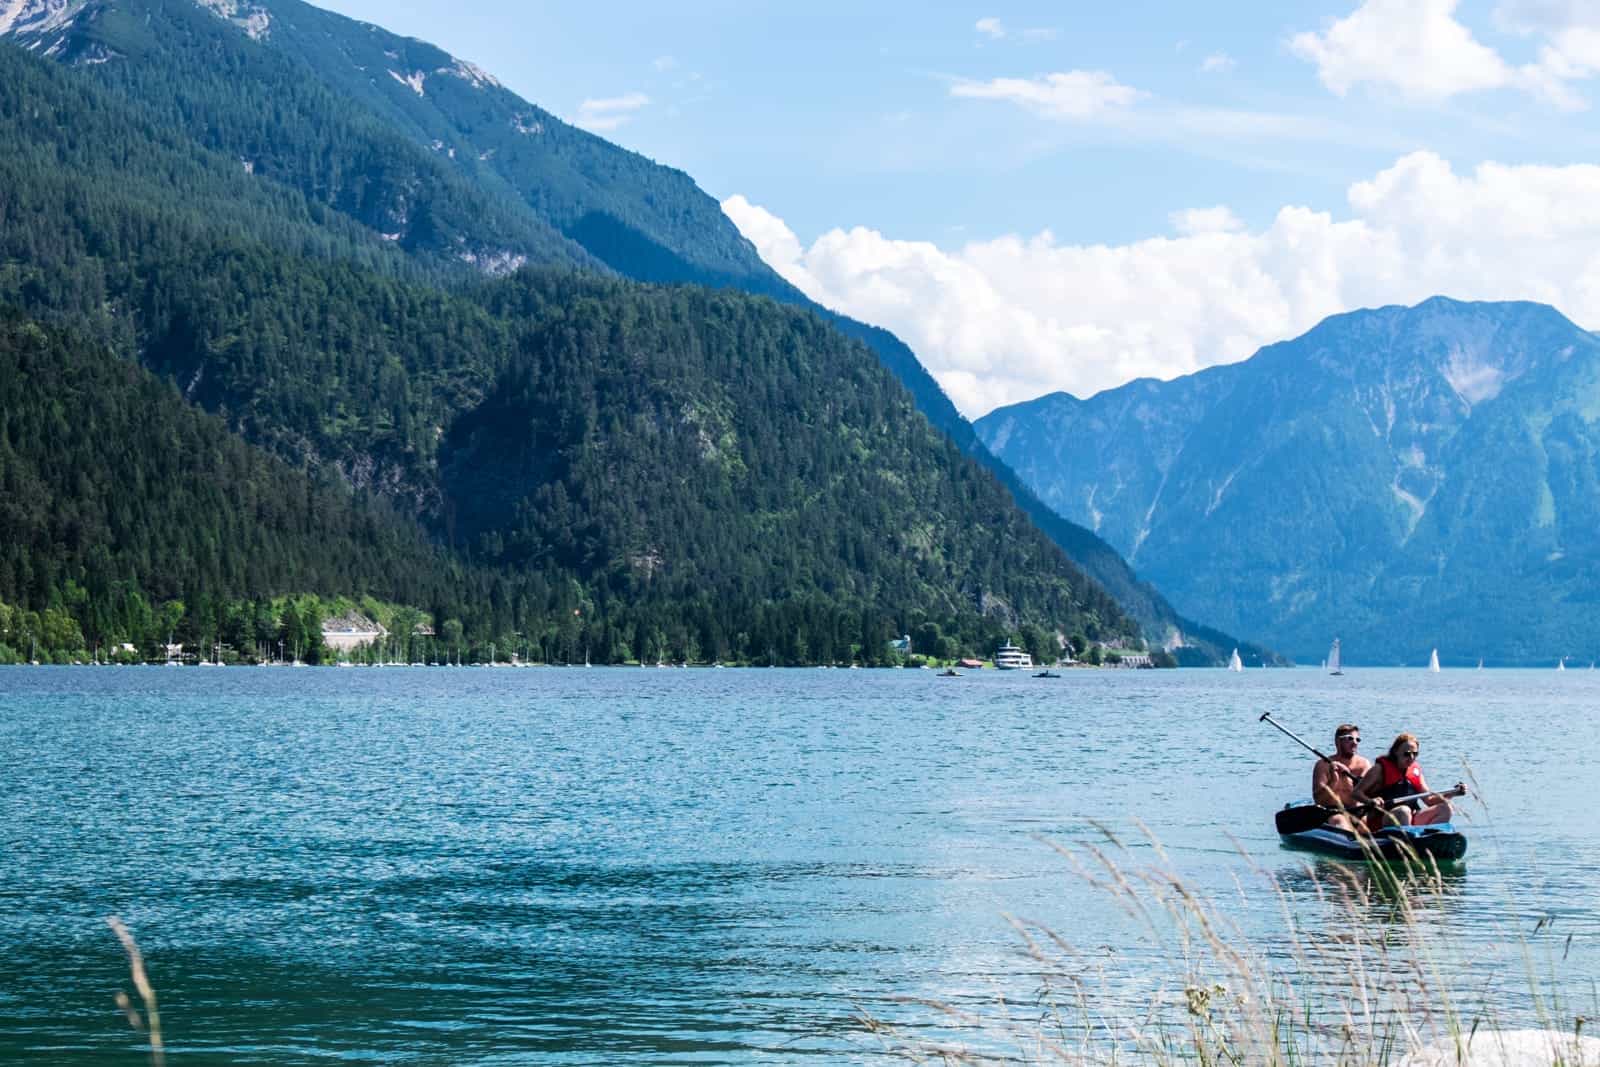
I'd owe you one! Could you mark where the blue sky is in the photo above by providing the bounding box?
[313,0,1600,416]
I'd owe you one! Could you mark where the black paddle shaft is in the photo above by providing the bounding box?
[1259,712,1357,780]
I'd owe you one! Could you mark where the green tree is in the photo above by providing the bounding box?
[440,618,464,658]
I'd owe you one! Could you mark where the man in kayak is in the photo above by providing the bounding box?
[1311,723,1370,831]
[1354,733,1465,826]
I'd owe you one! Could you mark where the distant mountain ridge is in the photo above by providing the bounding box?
[976,297,1600,664]
[0,0,1254,662]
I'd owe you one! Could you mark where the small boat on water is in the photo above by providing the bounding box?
[1033,670,1061,678]
[1228,648,1243,672]
[1275,803,1467,863]
[1428,647,1440,673]
[939,668,959,677]
[1328,638,1344,676]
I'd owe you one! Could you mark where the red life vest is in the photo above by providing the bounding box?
[1375,755,1424,801]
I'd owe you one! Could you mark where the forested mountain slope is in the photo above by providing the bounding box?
[0,0,1240,659]
[0,33,1136,663]
[0,311,473,648]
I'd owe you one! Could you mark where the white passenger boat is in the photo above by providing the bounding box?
[994,642,1033,670]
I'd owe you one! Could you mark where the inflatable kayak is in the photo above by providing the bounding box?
[1275,803,1467,862]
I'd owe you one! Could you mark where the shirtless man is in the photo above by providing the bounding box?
[1311,723,1371,831]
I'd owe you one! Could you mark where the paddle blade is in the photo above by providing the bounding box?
[1275,804,1335,834]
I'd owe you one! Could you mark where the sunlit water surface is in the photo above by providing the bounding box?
[2,666,1596,1062]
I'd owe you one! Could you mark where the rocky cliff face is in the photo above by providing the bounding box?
[977,297,1600,664]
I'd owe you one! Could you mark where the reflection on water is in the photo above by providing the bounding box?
[1,665,1597,1062]
[1273,852,1470,911]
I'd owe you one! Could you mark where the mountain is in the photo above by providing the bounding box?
[976,297,1600,664]
[0,29,1137,663]
[0,309,480,652]
[0,0,1242,660]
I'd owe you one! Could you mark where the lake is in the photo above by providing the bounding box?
[2,665,1595,1063]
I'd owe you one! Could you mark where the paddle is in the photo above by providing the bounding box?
[1259,712,1358,781]
[1275,787,1467,835]
[1275,803,1345,834]
[1261,713,1358,833]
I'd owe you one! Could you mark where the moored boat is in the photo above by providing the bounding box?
[993,641,1033,670]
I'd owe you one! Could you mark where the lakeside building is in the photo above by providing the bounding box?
[322,623,386,653]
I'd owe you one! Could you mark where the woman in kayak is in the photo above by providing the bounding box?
[1353,733,1464,826]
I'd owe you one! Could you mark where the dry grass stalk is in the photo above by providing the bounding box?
[866,830,1590,1066]
[106,915,165,1066]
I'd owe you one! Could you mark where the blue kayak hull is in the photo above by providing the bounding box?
[1281,823,1467,863]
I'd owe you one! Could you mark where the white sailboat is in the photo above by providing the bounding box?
[1428,648,1440,673]
[1227,648,1243,672]
[1328,638,1343,676]
[1558,657,1567,671]
[1477,658,1484,670]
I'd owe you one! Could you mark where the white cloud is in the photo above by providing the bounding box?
[1525,27,1600,106]
[651,55,676,73]
[1290,0,1514,100]
[1494,0,1600,34]
[1293,0,1600,108]
[1199,52,1236,74]
[723,153,1600,418]
[722,195,821,294]
[573,92,650,132]
[950,70,1145,120]
[1494,1,1600,105]
[947,69,1348,144]
[972,18,1059,46]
[1170,206,1246,235]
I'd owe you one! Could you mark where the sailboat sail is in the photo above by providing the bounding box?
[1429,648,1440,673]
[1328,639,1343,675]
[1228,648,1243,672]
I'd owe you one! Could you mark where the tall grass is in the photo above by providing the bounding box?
[867,823,1598,1065]
[107,915,164,1067]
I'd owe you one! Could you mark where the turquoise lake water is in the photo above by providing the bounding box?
[2,665,1596,1062]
